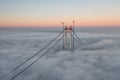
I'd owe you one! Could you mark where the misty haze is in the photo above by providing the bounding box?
[0,27,120,80]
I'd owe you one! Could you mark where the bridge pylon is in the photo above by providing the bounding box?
[63,21,75,51]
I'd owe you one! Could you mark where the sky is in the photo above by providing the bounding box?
[0,0,120,28]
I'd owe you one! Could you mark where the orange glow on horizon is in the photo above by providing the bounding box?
[0,22,120,28]
[0,18,120,28]
[0,18,60,27]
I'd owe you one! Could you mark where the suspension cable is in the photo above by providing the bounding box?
[0,31,63,80]
[73,35,83,46]
[72,31,85,45]
[10,34,64,80]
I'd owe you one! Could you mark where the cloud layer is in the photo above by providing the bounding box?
[0,30,120,80]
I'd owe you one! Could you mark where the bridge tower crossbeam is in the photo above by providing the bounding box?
[63,21,75,51]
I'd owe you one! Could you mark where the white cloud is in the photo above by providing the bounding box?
[0,29,120,80]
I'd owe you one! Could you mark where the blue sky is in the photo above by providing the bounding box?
[0,0,120,27]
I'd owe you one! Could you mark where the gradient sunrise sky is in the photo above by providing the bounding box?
[0,0,120,27]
